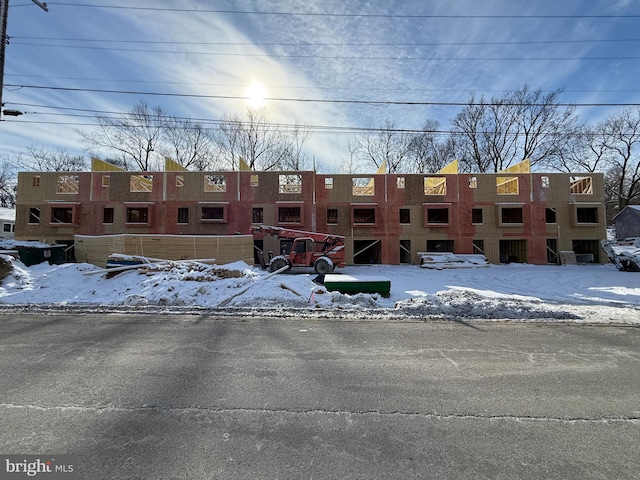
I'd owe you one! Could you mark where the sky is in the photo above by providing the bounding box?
[1,253,639,323]
[2,0,640,172]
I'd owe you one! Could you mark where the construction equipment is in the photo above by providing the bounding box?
[602,238,640,271]
[251,225,346,274]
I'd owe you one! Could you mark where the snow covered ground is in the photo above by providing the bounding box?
[0,255,639,323]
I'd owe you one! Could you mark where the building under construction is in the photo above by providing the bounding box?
[14,159,608,265]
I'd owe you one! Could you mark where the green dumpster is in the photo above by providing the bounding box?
[17,245,67,266]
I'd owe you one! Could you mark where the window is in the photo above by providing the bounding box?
[325,177,333,189]
[204,175,226,192]
[501,207,523,224]
[576,207,598,224]
[250,174,259,187]
[201,206,225,221]
[57,175,79,194]
[399,208,411,224]
[424,177,446,195]
[327,208,338,224]
[570,176,592,194]
[176,175,184,188]
[130,175,153,192]
[32,176,40,187]
[51,207,73,224]
[126,207,149,223]
[252,207,264,224]
[473,239,485,255]
[427,240,454,252]
[497,176,519,194]
[353,207,376,224]
[427,208,449,224]
[3,223,12,232]
[278,206,301,223]
[353,178,374,196]
[177,207,189,224]
[545,207,557,224]
[397,177,405,189]
[102,175,110,187]
[103,208,114,224]
[29,208,40,224]
[279,174,302,194]
[542,176,550,188]
[469,176,477,188]
[472,208,483,224]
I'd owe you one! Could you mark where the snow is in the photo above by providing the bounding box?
[0,255,639,323]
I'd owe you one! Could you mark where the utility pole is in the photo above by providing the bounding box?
[0,0,9,118]
[0,0,47,121]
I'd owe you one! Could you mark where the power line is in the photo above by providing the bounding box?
[5,74,640,96]
[9,45,640,62]
[6,83,640,107]
[12,35,640,47]
[45,3,640,19]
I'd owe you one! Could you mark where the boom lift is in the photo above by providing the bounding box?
[251,225,346,274]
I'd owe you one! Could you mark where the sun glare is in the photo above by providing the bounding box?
[244,82,267,108]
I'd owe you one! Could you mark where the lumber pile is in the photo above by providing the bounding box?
[74,234,254,268]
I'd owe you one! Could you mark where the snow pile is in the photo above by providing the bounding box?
[1,255,640,323]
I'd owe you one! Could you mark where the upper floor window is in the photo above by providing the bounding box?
[250,174,259,187]
[279,174,302,194]
[469,176,477,189]
[424,177,446,195]
[353,178,374,196]
[397,177,405,189]
[102,175,110,187]
[130,175,153,193]
[204,175,226,192]
[497,176,519,195]
[57,175,79,194]
[176,175,184,187]
[541,176,550,188]
[32,176,40,187]
[570,176,592,194]
[325,177,333,189]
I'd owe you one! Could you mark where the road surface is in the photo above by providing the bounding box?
[1,314,639,479]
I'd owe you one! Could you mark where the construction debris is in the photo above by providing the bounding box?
[418,252,489,269]
[602,238,640,271]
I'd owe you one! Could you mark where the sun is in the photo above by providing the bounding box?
[244,82,267,108]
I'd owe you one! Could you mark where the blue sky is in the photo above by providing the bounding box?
[1,0,639,172]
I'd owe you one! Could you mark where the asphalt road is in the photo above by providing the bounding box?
[0,314,639,480]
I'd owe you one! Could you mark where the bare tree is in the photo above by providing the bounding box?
[407,120,457,173]
[0,161,16,208]
[24,145,87,171]
[215,107,309,171]
[599,108,640,211]
[453,86,576,172]
[161,116,221,171]
[78,101,165,171]
[351,120,413,173]
[278,124,312,171]
[552,123,608,173]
